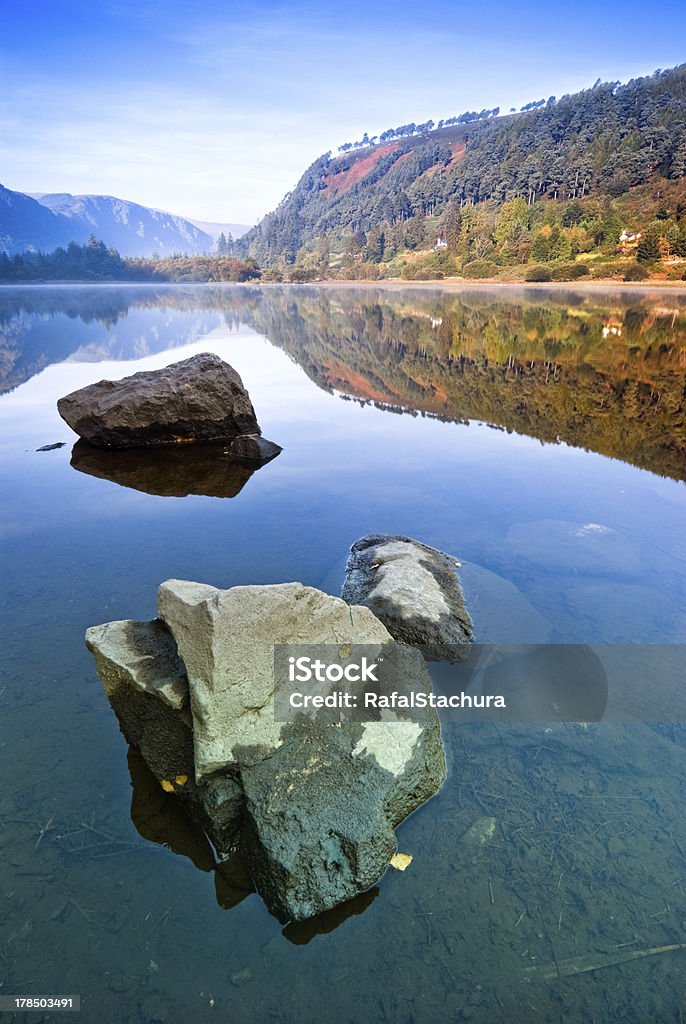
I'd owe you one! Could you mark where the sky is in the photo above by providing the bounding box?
[1,0,684,225]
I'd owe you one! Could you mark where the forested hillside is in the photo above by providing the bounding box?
[241,65,686,280]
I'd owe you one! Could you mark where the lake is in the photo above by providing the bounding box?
[2,283,686,1023]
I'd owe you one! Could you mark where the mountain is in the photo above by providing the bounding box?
[0,185,81,255]
[30,193,213,256]
[241,64,686,268]
[187,219,252,242]
[0,184,215,257]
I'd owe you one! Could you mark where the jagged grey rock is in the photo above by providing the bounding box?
[85,618,189,713]
[227,433,282,464]
[241,642,446,921]
[57,353,261,449]
[352,714,445,828]
[85,617,242,850]
[86,578,449,922]
[342,534,474,660]
[84,618,198,807]
[241,728,398,922]
[156,580,392,781]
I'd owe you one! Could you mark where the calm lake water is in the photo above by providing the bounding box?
[2,283,686,1023]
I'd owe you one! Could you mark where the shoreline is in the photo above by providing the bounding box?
[313,276,686,294]
[2,276,686,294]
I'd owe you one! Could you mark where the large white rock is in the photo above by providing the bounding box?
[157,580,393,781]
[87,579,450,922]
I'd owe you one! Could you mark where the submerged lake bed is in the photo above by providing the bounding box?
[2,283,686,1022]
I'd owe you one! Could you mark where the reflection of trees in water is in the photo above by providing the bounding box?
[244,289,686,482]
[0,286,258,395]
[127,746,378,943]
[2,284,686,479]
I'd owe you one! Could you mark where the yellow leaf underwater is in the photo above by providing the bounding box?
[390,853,413,871]
[175,775,188,787]
[160,779,175,792]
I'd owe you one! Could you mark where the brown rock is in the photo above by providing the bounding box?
[227,433,282,464]
[57,353,260,449]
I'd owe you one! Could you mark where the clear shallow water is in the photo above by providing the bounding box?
[2,284,686,1022]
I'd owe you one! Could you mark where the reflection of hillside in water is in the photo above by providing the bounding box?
[245,289,686,482]
[2,284,686,480]
[0,286,254,395]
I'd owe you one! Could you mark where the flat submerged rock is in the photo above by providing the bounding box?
[342,534,474,660]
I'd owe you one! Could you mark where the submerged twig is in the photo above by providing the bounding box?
[35,815,55,850]
[523,942,686,981]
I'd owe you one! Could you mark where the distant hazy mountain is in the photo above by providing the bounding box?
[0,183,216,257]
[0,185,81,255]
[188,219,252,241]
[31,192,214,256]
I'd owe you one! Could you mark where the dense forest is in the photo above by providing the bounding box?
[4,66,686,285]
[239,64,686,281]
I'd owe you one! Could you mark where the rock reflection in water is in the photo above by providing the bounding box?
[70,439,268,498]
[282,888,379,944]
[127,747,379,943]
[128,747,254,907]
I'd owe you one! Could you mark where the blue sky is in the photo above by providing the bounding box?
[1,0,684,224]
